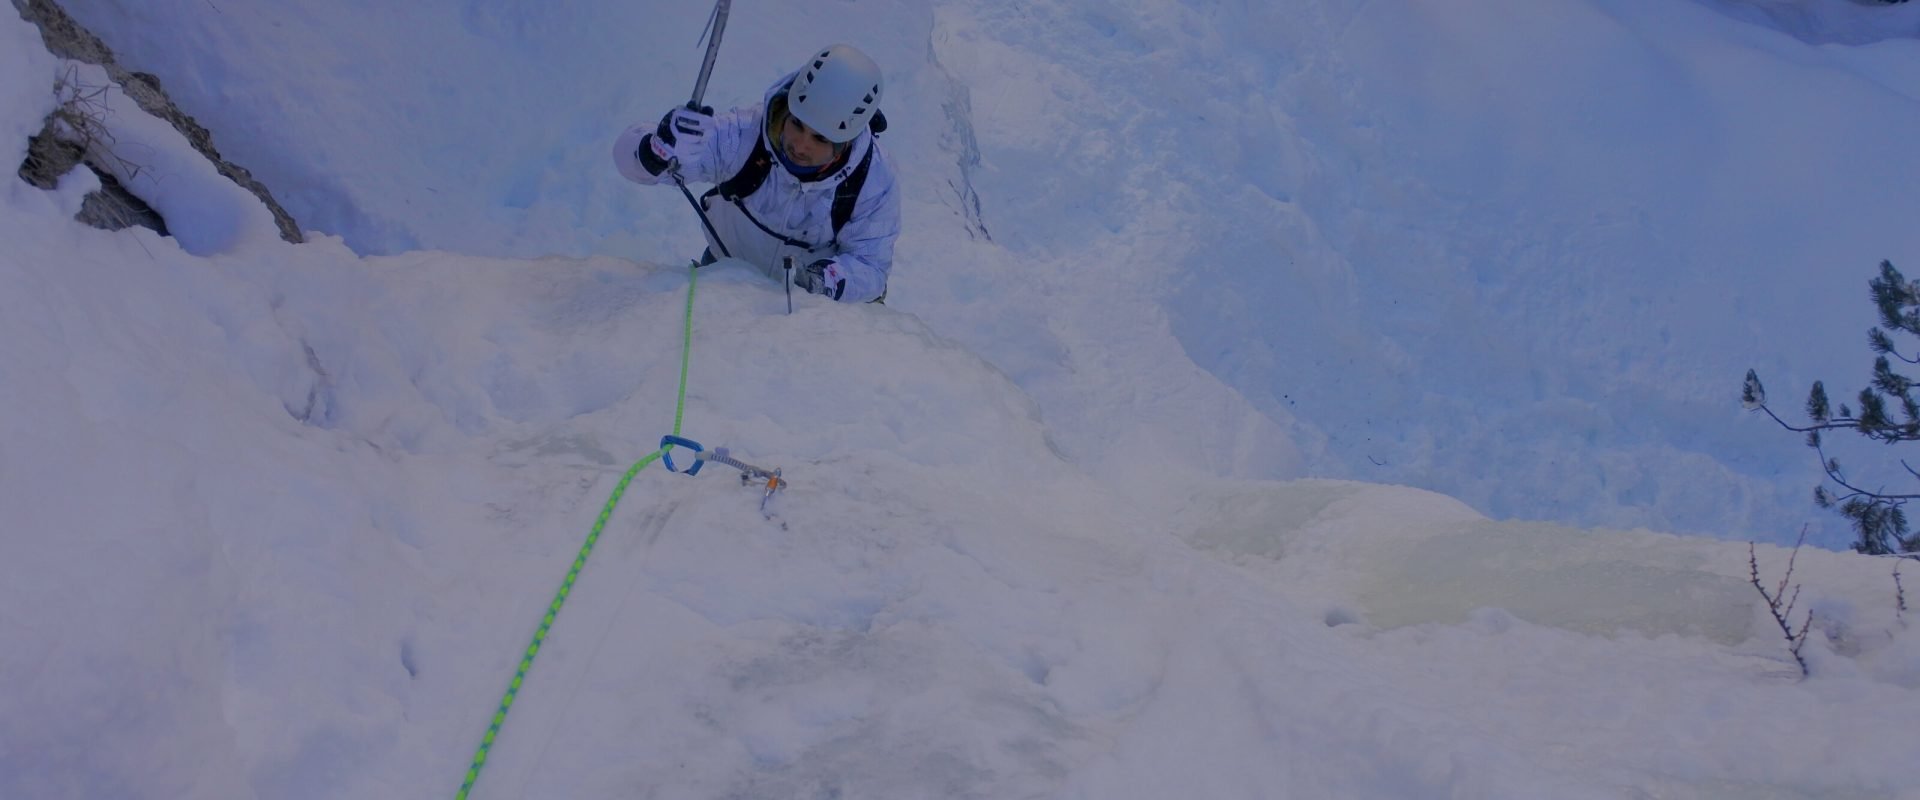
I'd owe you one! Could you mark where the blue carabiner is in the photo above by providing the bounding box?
[659,435,706,476]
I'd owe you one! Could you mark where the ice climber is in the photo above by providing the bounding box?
[614,44,899,303]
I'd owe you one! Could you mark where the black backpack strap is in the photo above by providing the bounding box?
[701,133,815,249]
[706,134,775,203]
[830,145,875,242]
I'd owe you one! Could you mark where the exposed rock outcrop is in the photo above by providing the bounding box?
[10,0,303,243]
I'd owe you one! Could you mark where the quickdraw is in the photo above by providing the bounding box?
[660,435,786,514]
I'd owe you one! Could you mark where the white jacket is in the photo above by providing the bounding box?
[613,72,900,303]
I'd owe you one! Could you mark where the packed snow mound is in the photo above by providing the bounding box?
[1171,480,1755,643]
[0,197,1117,797]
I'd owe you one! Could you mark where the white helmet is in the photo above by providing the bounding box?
[787,45,883,144]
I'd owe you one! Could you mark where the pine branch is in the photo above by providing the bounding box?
[1809,437,1920,502]
[1750,402,1920,442]
[1742,261,1920,555]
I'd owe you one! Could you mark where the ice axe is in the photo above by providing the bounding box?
[671,0,735,259]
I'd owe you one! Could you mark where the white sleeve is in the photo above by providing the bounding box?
[611,106,760,188]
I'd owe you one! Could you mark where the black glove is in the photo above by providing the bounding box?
[638,104,713,176]
[794,258,846,300]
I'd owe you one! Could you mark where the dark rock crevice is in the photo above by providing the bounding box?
[20,124,171,236]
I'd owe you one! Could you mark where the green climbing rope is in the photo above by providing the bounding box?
[455,263,698,799]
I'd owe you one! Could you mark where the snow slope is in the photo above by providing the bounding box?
[51,0,1920,547]
[5,2,1920,799]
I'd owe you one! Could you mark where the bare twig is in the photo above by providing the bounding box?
[1897,561,1909,620]
[49,65,146,183]
[1749,530,1816,678]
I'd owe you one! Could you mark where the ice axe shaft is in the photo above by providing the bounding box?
[689,0,732,110]
[673,0,735,260]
